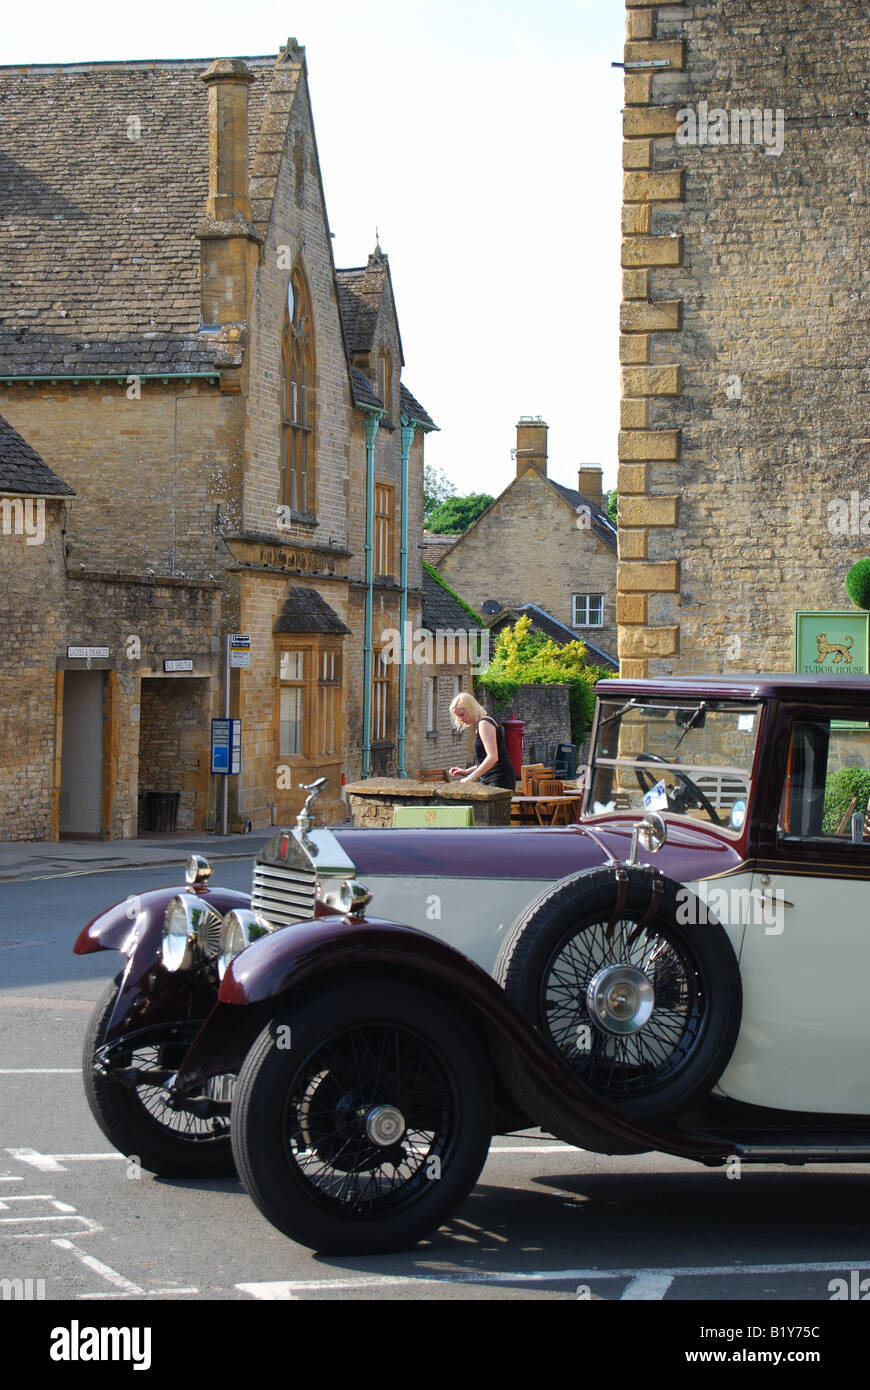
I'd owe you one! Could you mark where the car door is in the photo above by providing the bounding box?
[719,708,870,1115]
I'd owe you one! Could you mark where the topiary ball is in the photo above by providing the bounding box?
[846,557,870,610]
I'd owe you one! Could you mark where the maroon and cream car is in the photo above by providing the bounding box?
[75,675,870,1253]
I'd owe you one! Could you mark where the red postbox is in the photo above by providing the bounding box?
[501,715,526,779]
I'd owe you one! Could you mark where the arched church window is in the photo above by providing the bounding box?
[281,269,315,516]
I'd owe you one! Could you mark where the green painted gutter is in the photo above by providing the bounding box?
[362,411,381,778]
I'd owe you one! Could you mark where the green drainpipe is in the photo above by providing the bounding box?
[397,420,417,776]
[362,412,381,778]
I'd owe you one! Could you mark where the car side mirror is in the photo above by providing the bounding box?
[628,813,667,864]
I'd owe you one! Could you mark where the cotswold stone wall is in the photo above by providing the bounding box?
[618,0,870,676]
[0,502,66,839]
[481,685,572,768]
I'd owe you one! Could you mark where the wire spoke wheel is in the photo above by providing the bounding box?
[82,978,235,1176]
[232,982,492,1253]
[126,1041,233,1141]
[541,916,703,1096]
[285,1024,453,1214]
[495,867,741,1122]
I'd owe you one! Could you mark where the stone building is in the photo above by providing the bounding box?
[0,41,434,839]
[434,418,618,661]
[617,0,870,676]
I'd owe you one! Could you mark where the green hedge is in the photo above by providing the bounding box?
[822,766,870,833]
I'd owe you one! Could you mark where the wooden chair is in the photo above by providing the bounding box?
[536,777,570,825]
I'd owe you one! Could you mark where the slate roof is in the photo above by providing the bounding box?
[549,481,617,550]
[272,585,351,635]
[349,368,383,411]
[400,384,436,430]
[0,413,75,495]
[0,54,279,377]
[421,567,478,634]
[335,247,403,362]
[488,602,618,671]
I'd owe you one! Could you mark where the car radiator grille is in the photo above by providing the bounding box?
[251,862,317,929]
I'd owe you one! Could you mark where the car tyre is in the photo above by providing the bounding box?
[495,866,741,1122]
[231,981,493,1254]
[82,977,236,1177]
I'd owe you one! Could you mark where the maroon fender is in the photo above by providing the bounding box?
[175,914,735,1166]
[74,884,252,1048]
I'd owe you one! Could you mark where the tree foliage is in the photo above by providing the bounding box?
[427,492,494,534]
[423,463,456,529]
[476,614,612,741]
[822,766,870,834]
[607,488,618,524]
[846,557,870,610]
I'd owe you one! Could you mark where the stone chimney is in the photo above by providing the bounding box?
[197,58,262,330]
[577,465,604,508]
[515,417,547,478]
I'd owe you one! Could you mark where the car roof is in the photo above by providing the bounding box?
[595,674,870,700]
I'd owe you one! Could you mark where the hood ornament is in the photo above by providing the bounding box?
[296,778,328,836]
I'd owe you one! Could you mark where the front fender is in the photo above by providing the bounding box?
[176,914,735,1165]
[74,885,252,1049]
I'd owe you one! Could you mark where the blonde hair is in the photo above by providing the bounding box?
[449,691,489,732]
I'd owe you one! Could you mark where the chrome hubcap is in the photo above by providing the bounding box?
[586,964,655,1035]
[364,1104,406,1147]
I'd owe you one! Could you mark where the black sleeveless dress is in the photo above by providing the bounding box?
[473,716,517,790]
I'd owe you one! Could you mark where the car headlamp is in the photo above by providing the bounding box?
[217,909,274,980]
[185,854,214,887]
[316,878,372,917]
[162,894,222,972]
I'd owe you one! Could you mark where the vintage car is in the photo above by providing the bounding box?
[74,675,870,1253]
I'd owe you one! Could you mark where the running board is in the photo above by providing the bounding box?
[735,1144,870,1163]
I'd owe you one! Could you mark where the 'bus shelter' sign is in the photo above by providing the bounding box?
[794,611,869,675]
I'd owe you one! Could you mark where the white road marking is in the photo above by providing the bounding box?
[52,1237,144,1295]
[78,1288,201,1300]
[487,1145,582,1154]
[0,1195,76,1212]
[0,1176,23,1182]
[0,1068,81,1074]
[620,1272,675,1300]
[6,1148,124,1171]
[236,1255,870,1298]
[6,1148,68,1172]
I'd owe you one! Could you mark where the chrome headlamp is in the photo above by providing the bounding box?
[185,854,213,887]
[317,878,372,917]
[217,908,274,980]
[162,894,223,972]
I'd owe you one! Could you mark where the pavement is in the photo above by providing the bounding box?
[0,830,276,882]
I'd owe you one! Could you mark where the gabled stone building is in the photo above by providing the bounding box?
[0,40,434,839]
[434,418,618,662]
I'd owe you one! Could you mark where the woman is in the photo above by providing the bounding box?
[448,692,517,790]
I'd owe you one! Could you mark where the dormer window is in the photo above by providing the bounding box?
[281,269,315,516]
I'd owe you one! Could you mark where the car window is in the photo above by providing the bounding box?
[778,717,870,842]
[586,699,761,833]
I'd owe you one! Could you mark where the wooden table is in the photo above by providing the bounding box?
[510,793,584,826]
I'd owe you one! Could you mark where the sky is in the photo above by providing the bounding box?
[3,0,625,500]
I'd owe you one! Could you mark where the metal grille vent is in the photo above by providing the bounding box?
[251,861,317,929]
